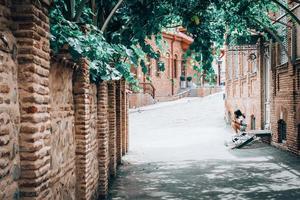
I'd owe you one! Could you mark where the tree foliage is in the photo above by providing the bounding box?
[50,0,297,84]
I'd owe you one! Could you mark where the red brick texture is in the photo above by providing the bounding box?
[115,80,123,164]
[270,45,300,154]
[97,81,110,199]
[225,4,300,155]
[107,81,117,177]
[121,79,127,155]
[0,1,130,199]
[130,32,195,107]
[74,59,99,200]
[0,1,21,199]
[13,1,52,199]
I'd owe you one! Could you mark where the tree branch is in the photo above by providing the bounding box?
[68,0,75,19]
[252,17,293,65]
[74,0,90,22]
[101,0,124,32]
[271,0,300,26]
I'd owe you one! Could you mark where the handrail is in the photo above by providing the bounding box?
[139,82,156,99]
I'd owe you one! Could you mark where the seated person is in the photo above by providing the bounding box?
[231,109,246,134]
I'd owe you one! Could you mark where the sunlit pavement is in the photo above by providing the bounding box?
[109,93,300,200]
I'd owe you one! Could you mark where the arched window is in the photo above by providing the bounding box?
[181,55,186,76]
[251,115,256,130]
[233,51,239,79]
[165,53,171,78]
[278,119,287,143]
[173,54,178,78]
[227,51,232,80]
[155,51,161,76]
[146,56,151,76]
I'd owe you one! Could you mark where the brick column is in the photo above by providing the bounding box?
[121,79,127,156]
[73,59,91,199]
[13,1,52,199]
[97,81,109,198]
[115,80,123,164]
[107,81,117,176]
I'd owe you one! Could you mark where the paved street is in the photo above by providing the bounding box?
[109,93,300,200]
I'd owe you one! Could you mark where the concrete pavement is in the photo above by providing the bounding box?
[109,93,300,200]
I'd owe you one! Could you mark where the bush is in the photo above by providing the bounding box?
[187,76,192,82]
[180,75,186,81]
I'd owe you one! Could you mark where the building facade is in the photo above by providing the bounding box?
[129,30,195,107]
[269,1,300,154]
[225,42,263,131]
[225,1,300,155]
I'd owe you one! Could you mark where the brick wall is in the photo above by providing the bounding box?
[0,1,130,199]
[225,44,262,130]
[0,1,20,199]
[121,80,127,155]
[13,0,52,199]
[49,60,76,200]
[97,82,109,199]
[269,2,300,155]
[130,32,194,108]
[107,81,117,177]
[115,80,122,165]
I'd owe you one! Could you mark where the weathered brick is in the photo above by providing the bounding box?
[0,84,10,93]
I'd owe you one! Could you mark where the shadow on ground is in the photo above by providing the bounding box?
[109,144,300,200]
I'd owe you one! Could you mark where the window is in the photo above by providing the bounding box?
[251,115,256,130]
[146,56,151,76]
[165,53,170,77]
[242,52,248,76]
[227,51,232,80]
[249,50,257,73]
[278,2,289,65]
[173,54,178,78]
[232,51,239,79]
[278,119,287,143]
[181,56,186,76]
[293,7,300,58]
[155,51,161,76]
[295,8,300,58]
[233,51,239,79]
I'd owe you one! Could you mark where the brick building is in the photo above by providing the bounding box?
[225,1,300,155]
[225,40,263,131]
[269,1,300,154]
[129,30,195,107]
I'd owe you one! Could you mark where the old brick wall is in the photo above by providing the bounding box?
[107,81,117,177]
[97,82,109,199]
[0,1,20,199]
[73,60,101,200]
[115,80,122,165]
[49,60,76,200]
[13,0,53,198]
[0,1,129,199]
[268,2,300,155]
[225,44,262,130]
[128,93,155,108]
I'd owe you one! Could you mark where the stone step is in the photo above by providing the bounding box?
[246,130,272,137]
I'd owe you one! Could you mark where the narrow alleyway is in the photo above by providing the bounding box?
[109,93,300,200]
